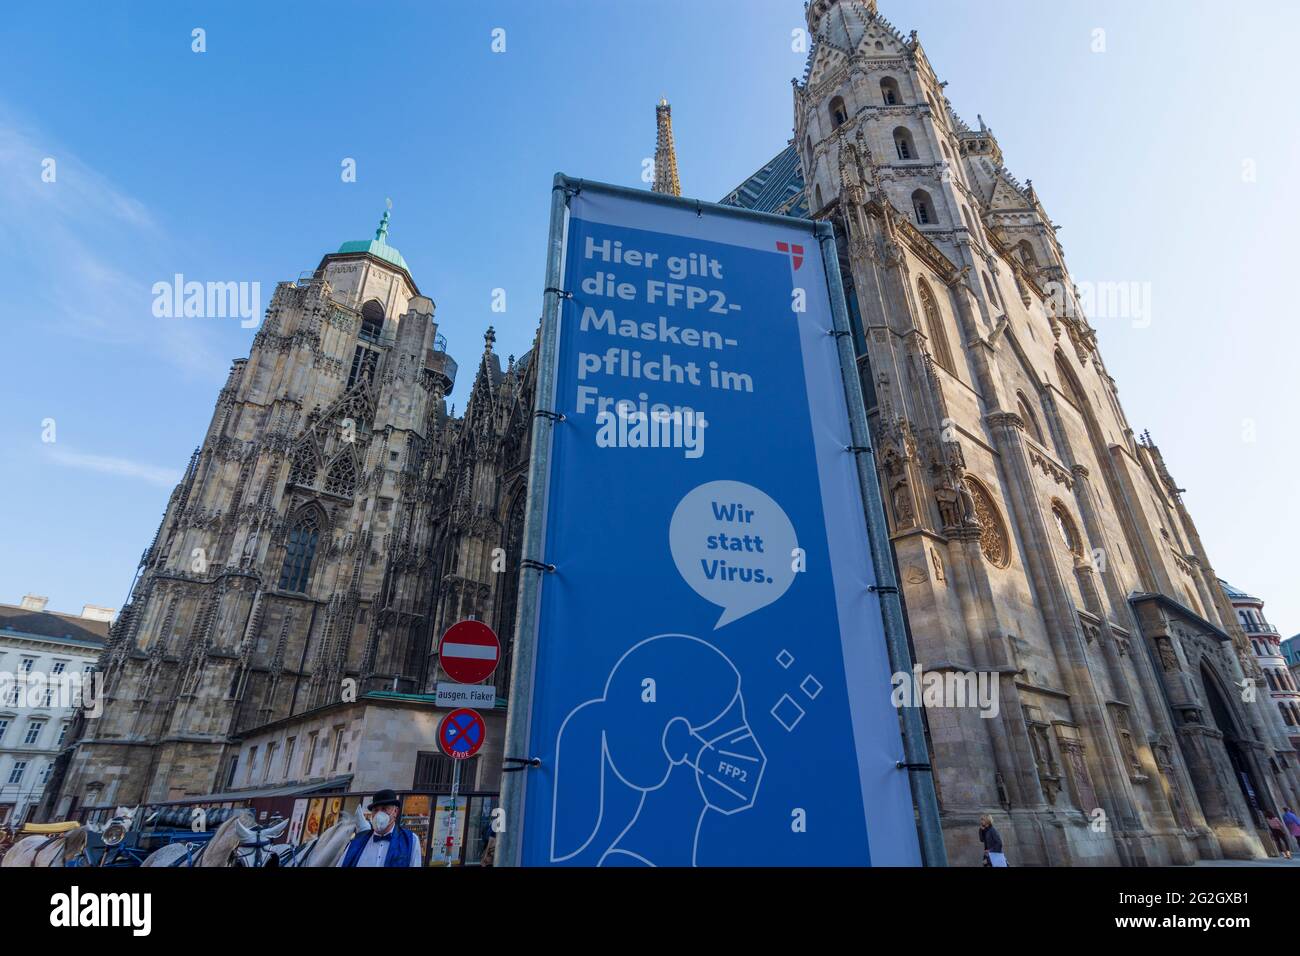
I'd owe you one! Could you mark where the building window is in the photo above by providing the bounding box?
[304,732,319,777]
[1017,240,1039,269]
[1016,391,1045,444]
[413,750,479,791]
[359,299,385,344]
[1051,501,1083,557]
[983,273,1002,310]
[20,659,34,674]
[263,742,278,783]
[324,454,358,498]
[23,721,46,746]
[278,508,322,592]
[56,722,69,746]
[0,718,9,743]
[880,77,901,105]
[283,737,297,778]
[829,96,848,128]
[39,763,53,785]
[347,345,379,389]
[894,127,917,161]
[51,661,66,675]
[917,279,955,373]
[245,746,259,784]
[964,476,1011,568]
[912,188,936,226]
[288,442,319,487]
[330,727,347,773]
[4,684,19,707]
[8,761,27,785]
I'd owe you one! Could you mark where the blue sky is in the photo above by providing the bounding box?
[2,0,1297,633]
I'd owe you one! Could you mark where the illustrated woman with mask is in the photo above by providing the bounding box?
[550,634,766,867]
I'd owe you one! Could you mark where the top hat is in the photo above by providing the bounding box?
[367,789,402,811]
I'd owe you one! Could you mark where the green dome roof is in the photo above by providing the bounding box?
[337,208,410,272]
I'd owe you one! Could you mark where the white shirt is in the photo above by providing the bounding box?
[337,827,423,867]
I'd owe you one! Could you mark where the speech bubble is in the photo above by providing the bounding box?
[669,480,798,629]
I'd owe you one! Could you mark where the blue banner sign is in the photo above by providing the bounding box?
[515,182,921,866]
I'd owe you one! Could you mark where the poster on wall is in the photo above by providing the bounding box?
[303,798,324,843]
[402,794,432,863]
[429,795,468,867]
[287,799,308,845]
[508,178,922,867]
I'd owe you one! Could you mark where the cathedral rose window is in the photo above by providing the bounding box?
[964,476,1010,568]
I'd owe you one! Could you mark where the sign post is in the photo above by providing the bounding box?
[497,175,943,867]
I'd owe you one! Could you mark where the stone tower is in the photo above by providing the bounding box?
[780,0,1300,863]
[653,98,682,197]
[49,212,460,809]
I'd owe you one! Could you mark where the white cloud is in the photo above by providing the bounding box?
[45,446,180,488]
[0,104,228,378]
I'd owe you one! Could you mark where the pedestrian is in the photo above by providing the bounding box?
[1265,811,1292,859]
[979,814,1008,867]
[336,789,422,867]
[1283,806,1300,851]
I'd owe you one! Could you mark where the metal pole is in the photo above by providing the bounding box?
[816,222,949,868]
[444,760,460,867]
[495,174,570,867]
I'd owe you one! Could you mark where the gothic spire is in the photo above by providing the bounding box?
[653,98,681,197]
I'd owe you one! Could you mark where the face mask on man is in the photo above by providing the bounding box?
[371,811,393,833]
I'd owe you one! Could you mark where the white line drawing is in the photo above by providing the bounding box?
[801,674,823,700]
[771,693,805,732]
[550,633,766,867]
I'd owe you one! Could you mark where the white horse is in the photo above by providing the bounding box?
[299,805,369,867]
[1,827,87,867]
[139,810,250,868]
[1,805,139,868]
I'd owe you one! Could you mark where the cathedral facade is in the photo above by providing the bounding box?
[48,0,1298,865]
[46,217,536,812]
[720,0,1299,864]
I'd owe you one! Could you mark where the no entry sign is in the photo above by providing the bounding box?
[438,620,501,684]
[439,708,486,760]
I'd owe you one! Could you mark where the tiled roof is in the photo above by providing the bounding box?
[0,604,108,648]
[719,143,808,219]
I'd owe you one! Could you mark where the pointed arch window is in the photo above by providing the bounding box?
[880,77,901,106]
[894,127,917,161]
[1051,499,1083,557]
[1016,390,1045,444]
[359,300,385,345]
[829,96,848,129]
[288,442,319,487]
[912,188,936,225]
[1055,352,1085,409]
[278,509,322,593]
[983,272,1002,310]
[917,279,955,373]
[324,454,358,497]
[1017,240,1039,270]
